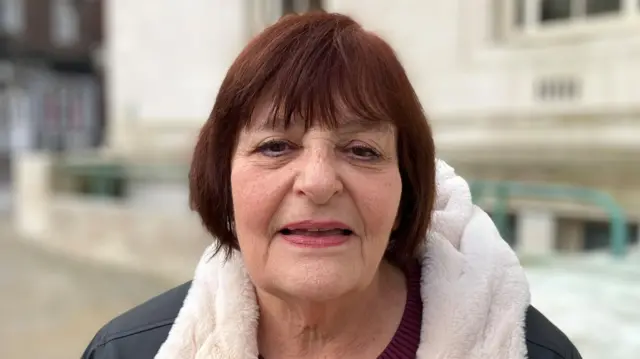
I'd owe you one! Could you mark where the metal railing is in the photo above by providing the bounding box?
[52,159,189,198]
[470,180,629,257]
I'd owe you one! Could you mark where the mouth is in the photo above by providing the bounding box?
[279,228,354,236]
[278,221,354,248]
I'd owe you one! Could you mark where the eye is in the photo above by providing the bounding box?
[256,140,295,157]
[346,144,381,160]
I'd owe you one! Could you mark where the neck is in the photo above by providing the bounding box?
[256,261,407,359]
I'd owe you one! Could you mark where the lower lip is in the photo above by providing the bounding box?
[281,234,350,248]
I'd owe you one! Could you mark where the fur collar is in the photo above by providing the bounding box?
[154,160,530,359]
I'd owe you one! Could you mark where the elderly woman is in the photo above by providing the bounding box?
[82,12,581,359]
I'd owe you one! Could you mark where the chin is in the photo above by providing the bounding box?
[274,260,364,302]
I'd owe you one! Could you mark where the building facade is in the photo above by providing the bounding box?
[0,0,103,211]
[104,0,640,254]
[337,0,640,254]
[103,0,322,159]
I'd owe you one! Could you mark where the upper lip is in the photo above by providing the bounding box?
[280,220,353,232]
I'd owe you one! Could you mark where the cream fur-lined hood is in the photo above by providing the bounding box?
[154,160,531,359]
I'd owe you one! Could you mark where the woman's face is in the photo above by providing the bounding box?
[230,105,402,301]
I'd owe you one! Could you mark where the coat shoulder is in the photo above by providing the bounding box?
[81,284,582,359]
[81,281,191,359]
[525,305,582,359]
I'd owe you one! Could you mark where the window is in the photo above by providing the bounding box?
[51,0,80,46]
[0,0,24,34]
[534,76,581,102]
[539,0,621,22]
[511,0,623,29]
[494,0,639,44]
[585,0,621,15]
[281,0,323,16]
[540,0,572,22]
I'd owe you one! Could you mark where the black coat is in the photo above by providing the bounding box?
[81,282,582,359]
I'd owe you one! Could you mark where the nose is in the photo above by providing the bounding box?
[293,147,343,204]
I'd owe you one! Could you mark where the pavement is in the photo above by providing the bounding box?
[0,216,176,359]
[526,251,640,359]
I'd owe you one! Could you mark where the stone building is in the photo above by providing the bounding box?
[0,0,103,211]
[12,1,640,275]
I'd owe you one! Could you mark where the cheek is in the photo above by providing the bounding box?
[230,162,287,249]
[355,171,402,240]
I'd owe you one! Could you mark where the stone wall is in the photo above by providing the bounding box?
[12,152,209,282]
[46,196,209,281]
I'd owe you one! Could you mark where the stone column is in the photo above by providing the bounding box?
[623,0,638,20]
[516,208,557,256]
[12,152,52,240]
[524,0,539,33]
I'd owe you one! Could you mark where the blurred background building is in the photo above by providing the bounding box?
[2,1,640,358]
[0,0,103,210]
[4,0,640,269]
[26,0,635,260]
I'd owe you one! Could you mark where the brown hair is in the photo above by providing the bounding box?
[189,12,436,267]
